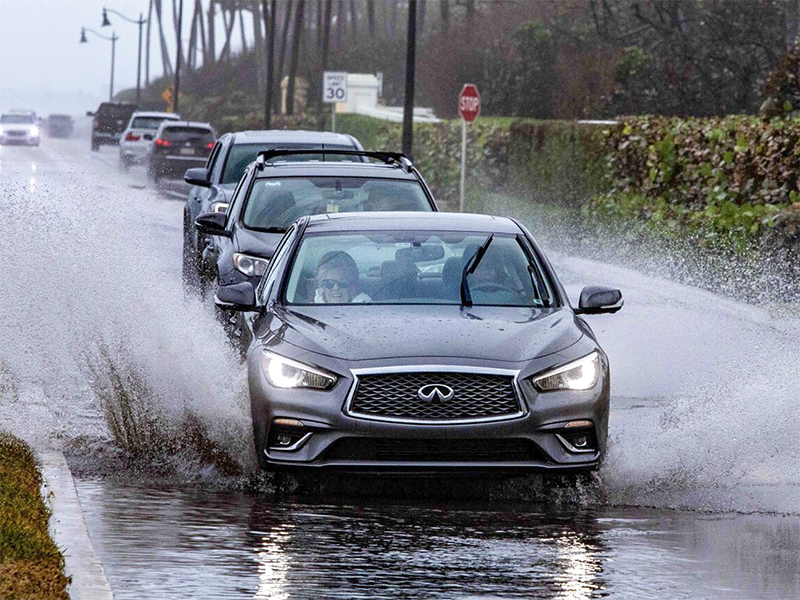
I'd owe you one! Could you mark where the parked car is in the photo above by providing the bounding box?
[119,111,181,169]
[213,211,623,472]
[87,102,138,150]
[0,112,40,146]
[193,150,438,304]
[145,121,216,183]
[182,129,364,290]
[45,114,75,138]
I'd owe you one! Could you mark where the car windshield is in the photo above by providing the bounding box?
[1,115,34,124]
[99,105,136,118]
[242,178,431,232]
[132,116,173,129]
[283,231,554,307]
[221,143,359,184]
[48,115,72,122]
[162,127,214,143]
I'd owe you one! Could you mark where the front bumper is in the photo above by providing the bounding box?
[249,354,609,473]
[0,131,39,145]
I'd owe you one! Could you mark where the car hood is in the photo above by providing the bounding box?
[234,227,284,259]
[265,305,583,363]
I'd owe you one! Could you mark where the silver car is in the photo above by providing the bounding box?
[119,111,181,168]
[216,212,623,474]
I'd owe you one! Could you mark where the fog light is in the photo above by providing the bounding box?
[555,427,597,454]
[268,418,311,451]
[276,433,294,446]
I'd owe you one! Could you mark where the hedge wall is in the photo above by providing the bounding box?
[593,115,800,249]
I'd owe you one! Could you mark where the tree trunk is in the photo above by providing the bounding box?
[788,0,800,48]
[286,0,305,115]
[197,0,207,68]
[440,0,449,33]
[187,2,198,70]
[366,0,375,36]
[263,0,277,126]
[206,1,216,65]
[218,8,237,62]
[240,8,248,52]
[155,0,172,76]
[349,0,358,37]
[277,0,294,94]
[418,0,426,34]
[321,0,333,70]
[335,0,346,47]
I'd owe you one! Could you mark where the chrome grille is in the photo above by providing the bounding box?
[348,371,522,423]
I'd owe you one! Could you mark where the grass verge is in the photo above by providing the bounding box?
[0,434,69,600]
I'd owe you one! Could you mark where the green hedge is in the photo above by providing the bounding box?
[593,115,800,248]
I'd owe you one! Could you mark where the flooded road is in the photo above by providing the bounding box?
[1,126,799,599]
[75,479,800,599]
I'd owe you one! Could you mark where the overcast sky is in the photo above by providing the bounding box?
[0,0,195,115]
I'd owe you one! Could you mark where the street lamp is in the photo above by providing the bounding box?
[80,27,119,101]
[102,8,148,105]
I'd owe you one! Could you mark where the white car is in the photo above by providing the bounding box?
[119,111,181,168]
[0,112,40,146]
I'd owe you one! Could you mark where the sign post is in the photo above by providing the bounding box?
[323,71,348,133]
[458,84,481,212]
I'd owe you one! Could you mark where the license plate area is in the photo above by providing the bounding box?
[179,147,196,155]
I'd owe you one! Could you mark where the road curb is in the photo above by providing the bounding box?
[38,448,115,600]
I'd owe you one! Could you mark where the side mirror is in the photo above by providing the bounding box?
[215,282,257,312]
[576,286,623,315]
[195,212,230,237]
[185,167,211,187]
[86,111,95,117]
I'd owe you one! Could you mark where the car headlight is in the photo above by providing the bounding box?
[210,201,229,214]
[262,351,337,389]
[30,126,40,137]
[233,253,269,277]
[532,352,601,392]
[0,127,4,135]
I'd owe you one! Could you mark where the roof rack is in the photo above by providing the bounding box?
[255,149,414,172]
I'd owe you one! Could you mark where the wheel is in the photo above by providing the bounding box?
[91,137,99,151]
[253,420,270,471]
[182,215,200,292]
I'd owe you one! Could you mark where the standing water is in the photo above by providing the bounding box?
[0,132,798,598]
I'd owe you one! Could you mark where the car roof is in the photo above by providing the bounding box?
[229,129,358,145]
[254,161,421,181]
[157,120,214,130]
[132,111,181,119]
[303,212,523,234]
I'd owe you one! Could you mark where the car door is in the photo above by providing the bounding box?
[188,139,226,250]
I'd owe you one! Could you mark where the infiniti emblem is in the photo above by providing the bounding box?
[417,384,455,403]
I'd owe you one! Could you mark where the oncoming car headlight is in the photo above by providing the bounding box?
[532,352,601,392]
[30,125,40,137]
[233,253,269,277]
[262,351,337,390]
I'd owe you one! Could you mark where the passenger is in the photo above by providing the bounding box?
[314,251,371,303]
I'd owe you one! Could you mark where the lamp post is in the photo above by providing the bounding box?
[80,27,119,101]
[102,8,148,105]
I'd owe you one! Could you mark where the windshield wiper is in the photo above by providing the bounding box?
[460,234,493,308]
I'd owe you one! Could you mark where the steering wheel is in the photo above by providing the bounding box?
[470,282,519,295]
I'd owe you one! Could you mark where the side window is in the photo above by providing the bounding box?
[205,142,221,171]
[224,168,251,228]
[258,225,299,305]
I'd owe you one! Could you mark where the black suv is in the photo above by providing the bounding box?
[182,129,363,291]
[195,150,439,320]
[87,102,138,150]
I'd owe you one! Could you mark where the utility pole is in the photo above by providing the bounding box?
[264,0,277,128]
[402,0,417,158]
[174,0,184,113]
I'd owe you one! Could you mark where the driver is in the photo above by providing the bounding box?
[314,251,371,304]
[469,250,521,304]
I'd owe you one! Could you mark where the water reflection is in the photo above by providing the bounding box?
[75,480,800,600]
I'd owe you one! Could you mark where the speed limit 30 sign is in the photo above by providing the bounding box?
[323,71,348,104]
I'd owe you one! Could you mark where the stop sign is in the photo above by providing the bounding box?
[458,84,481,122]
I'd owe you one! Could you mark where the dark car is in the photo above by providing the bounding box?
[182,130,363,290]
[45,114,75,138]
[194,150,438,304]
[214,212,623,472]
[87,102,138,150]
[145,121,216,183]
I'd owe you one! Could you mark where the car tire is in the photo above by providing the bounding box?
[91,138,99,152]
[182,214,200,292]
[252,421,271,471]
